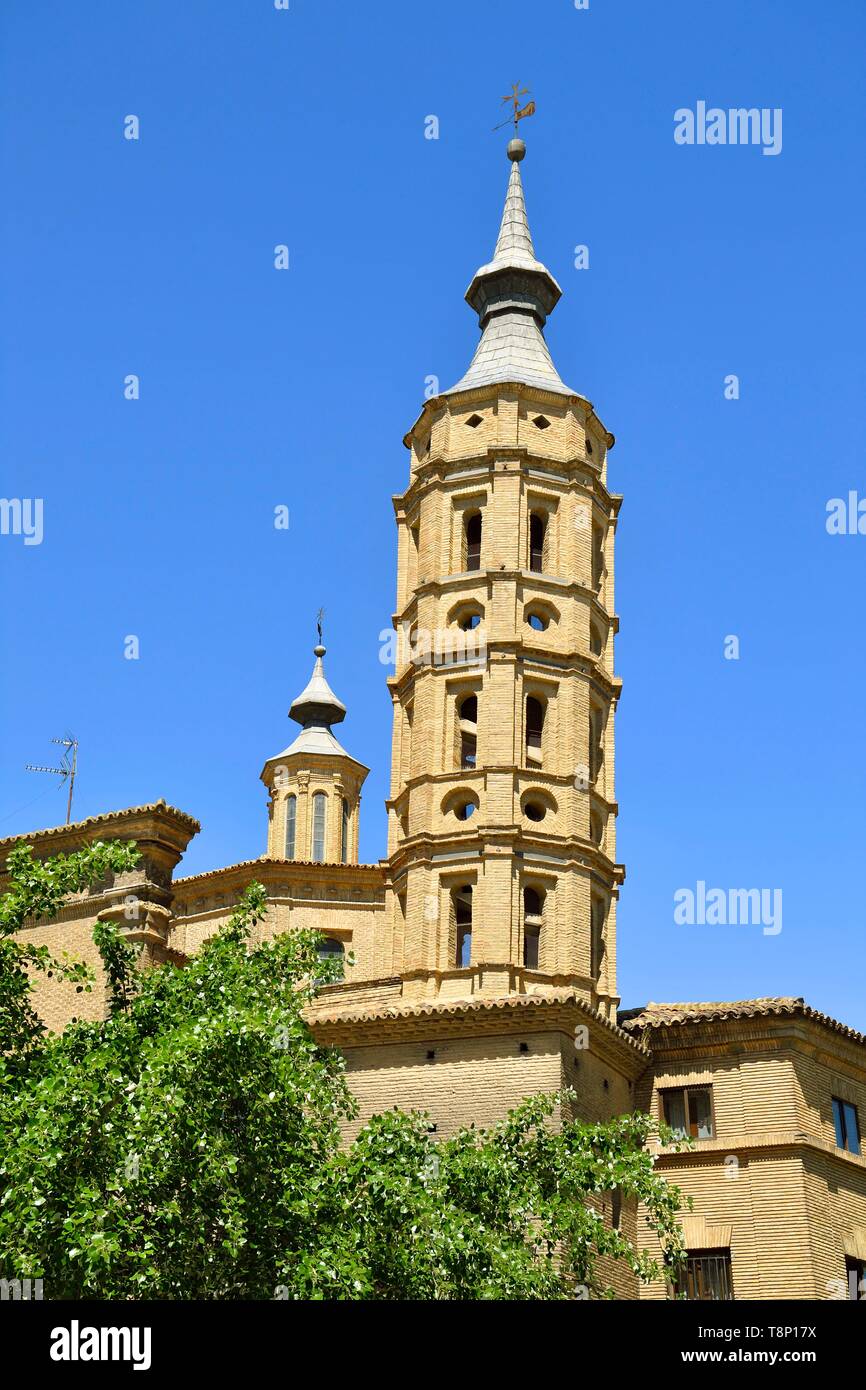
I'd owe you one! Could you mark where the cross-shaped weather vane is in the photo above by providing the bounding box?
[493,83,536,133]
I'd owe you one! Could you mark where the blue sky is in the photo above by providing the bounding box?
[1,0,864,1029]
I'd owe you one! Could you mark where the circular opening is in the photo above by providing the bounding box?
[524,801,546,823]
[527,612,548,632]
[461,613,481,631]
[455,800,476,821]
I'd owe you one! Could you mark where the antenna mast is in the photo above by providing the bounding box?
[25,735,78,825]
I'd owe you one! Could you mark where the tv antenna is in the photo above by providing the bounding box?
[25,735,78,825]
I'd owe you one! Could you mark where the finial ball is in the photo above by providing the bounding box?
[507,137,526,162]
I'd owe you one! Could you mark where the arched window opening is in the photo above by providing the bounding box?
[591,898,606,981]
[524,887,543,917]
[459,693,478,769]
[449,601,484,633]
[454,885,473,968]
[317,937,345,979]
[403,702,413,781]
[285,794,296,860]
[589,708,604,782]
[311,792,327,863]
[526,695,545,764]
[465,512,482,572]
[523,885,544,970]
[591,523,605,591]
[340,797,350,864]
[529,512,546,573]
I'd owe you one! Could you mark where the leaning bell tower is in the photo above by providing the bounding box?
[384,137,624,1022]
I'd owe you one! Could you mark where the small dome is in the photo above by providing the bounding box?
[288,644,346,730]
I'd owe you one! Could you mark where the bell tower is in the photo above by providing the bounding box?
[261,639,368,866]
[384,138,623,1021]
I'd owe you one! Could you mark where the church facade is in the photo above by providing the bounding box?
[5,139,865,1301]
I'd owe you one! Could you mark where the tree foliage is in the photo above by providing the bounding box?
[0,842,687,1299]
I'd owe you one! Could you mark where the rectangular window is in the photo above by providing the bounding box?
[588,708,604,782]
[846,1257,866,1301]
[453,885,473,969]
[662,1087,714,1140]
[523,927,540,970]
[465,512,482,571]
[832,1097,861,1155]
[676,1250,733,1301]
[591,523,605,591]
[460,731,476,769]
[590,899,606,980]
[311,792,327,863]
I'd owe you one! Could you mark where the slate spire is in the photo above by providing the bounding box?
[446,138,576,397]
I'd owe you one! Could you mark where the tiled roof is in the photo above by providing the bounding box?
[263,642,367,770]
[0,799,200,849]
[619,997,866,1047]
[445,147,577,398]
[312,987,650,1052]
[448,310,576,397]
[173,855,384,887]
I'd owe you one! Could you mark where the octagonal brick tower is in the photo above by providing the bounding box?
[383,138,624,1022]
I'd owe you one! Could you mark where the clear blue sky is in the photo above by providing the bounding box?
[1,1,864,1029]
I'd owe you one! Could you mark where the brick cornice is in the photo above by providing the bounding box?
[308,987,648,1065]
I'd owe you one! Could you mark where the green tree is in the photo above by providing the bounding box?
[0,842,687,1299]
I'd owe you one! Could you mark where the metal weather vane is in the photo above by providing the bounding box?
[316,607,325,646]
[493,83,536,133]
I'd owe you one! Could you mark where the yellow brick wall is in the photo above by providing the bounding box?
[22,906,110,1031]
[171,870,387,980]
[340,1028,564,1140]
[635,1023,866,1299]
[387,383,622,1018]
